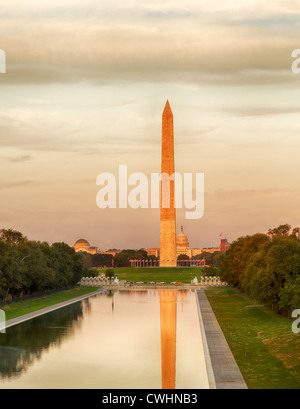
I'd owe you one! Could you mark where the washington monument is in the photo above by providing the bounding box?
[160,100,177,267]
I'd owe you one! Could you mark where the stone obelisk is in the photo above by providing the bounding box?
[160,100,176,267]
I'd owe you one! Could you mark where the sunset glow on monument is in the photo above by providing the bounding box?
[160,101,177,267]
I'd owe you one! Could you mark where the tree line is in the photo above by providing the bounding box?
[79,249,158,271]
[219,224,300,315]
[113,249,158,267]
[177,252,225,276]
[0,229,86,302]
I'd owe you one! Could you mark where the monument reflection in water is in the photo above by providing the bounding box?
[160,289,176,389]
[0,290,209,389]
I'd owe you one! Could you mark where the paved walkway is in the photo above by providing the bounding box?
[196,289,248,389]
[5,288,105,329]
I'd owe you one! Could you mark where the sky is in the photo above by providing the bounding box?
[0,0,300,250]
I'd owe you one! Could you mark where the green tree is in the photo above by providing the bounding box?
[79,252,93,270]
[177,254,189,260]
[0,230,86,301]
[202,266,218,277]
[242,236,300,314]
[267,224,291,238]
[199,252,213,266]
[113,249,147,267]
[219,233,269,287]
[90,253,113,268]
[279,277,300,314]
[177,254,189,266]
[0,241,23,299]
[136,249,148,259]
[105,269,115,280]
[211,251,225,269]
[0,229,27,246]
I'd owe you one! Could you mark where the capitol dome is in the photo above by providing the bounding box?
[176,226,190,249]
[74,239,90,250]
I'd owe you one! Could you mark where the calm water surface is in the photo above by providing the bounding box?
[0,289,209,389]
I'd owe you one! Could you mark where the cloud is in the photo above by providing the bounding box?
[0,180,42,190]
[0,2,299,86]
[0,108,85,152]
[223,105,300,117]
[1,154,34,162]
[0,1,299,249]
[214,189,290,199]
[0,106,162,154]
[18,97,45,105]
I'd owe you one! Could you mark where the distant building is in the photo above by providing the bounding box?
[146,227,231,260]
[200,247,220,254]
[176,226,220,258]
[145,248,160,258]
[73,230,230,263]
[200,239,230,254]
[73,239,121,256]
[104,250,121,257]
[74,239,99,254]
[176,226,192,258]
[220,238,230,253]
[191,248,202,257]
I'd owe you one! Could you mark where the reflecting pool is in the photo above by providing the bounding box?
[0,289,209,389]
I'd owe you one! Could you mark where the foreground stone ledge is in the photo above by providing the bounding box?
[196,289,248,390]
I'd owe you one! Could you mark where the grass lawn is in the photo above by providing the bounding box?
[0,286,98,321]
[111,267,202,283]
[205,287,300,389]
